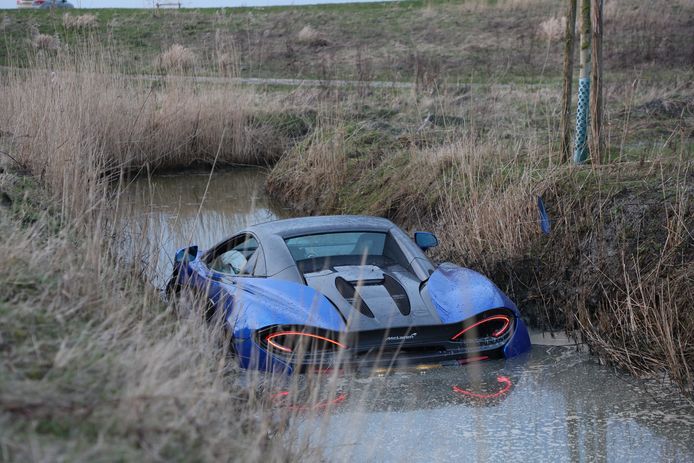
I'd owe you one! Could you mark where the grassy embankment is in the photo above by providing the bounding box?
[260,0,694,388]
[2,0,693,83]
[0,0,693,459]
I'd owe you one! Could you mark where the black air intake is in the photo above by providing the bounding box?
[335,277,375,318]
[383,274,411,316]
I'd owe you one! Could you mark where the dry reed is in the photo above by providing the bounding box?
[266,79,693,392]
[0,49,308,461]
[157,44,197,73]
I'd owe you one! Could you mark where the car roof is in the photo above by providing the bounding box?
[217,215,433,284]
[245,215,397,239]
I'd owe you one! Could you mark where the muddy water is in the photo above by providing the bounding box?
[123,169,694,462]
[295,347,694,462]
[120,169,287,287]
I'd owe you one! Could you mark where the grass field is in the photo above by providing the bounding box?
[2,0,693,82]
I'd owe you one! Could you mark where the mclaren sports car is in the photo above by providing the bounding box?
[168,215,531,372]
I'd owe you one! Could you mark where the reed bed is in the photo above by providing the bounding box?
[0,51,309,461]
[267,80,694,391]
[0,48,425,462]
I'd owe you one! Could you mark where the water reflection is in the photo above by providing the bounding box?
[293,347,694,462]
[119,169,287,287]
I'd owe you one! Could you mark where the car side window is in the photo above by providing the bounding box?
[209,235,259,275]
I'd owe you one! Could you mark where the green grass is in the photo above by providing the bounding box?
[3,0,692,83]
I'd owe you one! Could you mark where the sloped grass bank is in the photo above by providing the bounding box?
[2,0,693,84]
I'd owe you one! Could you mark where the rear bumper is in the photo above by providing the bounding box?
[236,315,532,373]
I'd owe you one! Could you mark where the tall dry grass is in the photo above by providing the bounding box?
[268,118,349,212]
[0,49,323,460]
[266,74,693,391]
[157,44,197,73]
[1,58,297,219]
[0,195,287,459]
[572,163,694,390]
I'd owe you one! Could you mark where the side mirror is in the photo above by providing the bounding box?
[174,245,198,264]
[414,232,438,251]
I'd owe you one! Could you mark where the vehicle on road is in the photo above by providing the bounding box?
[168,215,531,372]
[16,0,34,8]
[33,0,74,8]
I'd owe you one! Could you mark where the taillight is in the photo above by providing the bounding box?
[451,314,511,341]
[265,330,348,353]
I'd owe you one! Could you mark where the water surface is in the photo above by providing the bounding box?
[120,168,286,286]
[122,169,694,462]
[294,346,694,462]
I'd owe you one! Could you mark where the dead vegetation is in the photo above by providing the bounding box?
[1,55,296,200]
[296,25,329,47]
[0,3,692,459]
[62,13,98,30]
[0,44,297,458]
[31,33,60,50]
[157,44,197,73]
[0,168,298,460]
[538,16,566,42]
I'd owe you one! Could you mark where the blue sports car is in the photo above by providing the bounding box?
[168,215,531,373]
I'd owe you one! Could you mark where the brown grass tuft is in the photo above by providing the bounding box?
[32,33,60,50]
[538,16,566,42]
[296,25,329,47]
[62,13,98,30]
[158,44,197,73]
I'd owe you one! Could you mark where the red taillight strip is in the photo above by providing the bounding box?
[458,355,489,365]
[450,315,511,341]
[265,331,348,353]
[452,376,512,399]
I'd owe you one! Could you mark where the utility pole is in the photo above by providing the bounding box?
[560,0,578,162]
[589,0,604,164]
[573,0,591,164]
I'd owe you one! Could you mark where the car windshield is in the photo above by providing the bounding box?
[285,231,403,273]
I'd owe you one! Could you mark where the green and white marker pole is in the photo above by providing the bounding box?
[573,0,591,164]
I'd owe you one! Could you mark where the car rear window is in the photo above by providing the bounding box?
[285,232,387,262]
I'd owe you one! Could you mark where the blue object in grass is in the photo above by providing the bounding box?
[538,196,551,235]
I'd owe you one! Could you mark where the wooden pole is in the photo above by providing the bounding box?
[573,0,591,164]
[560,0,578,162]
[590,0,604,164]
